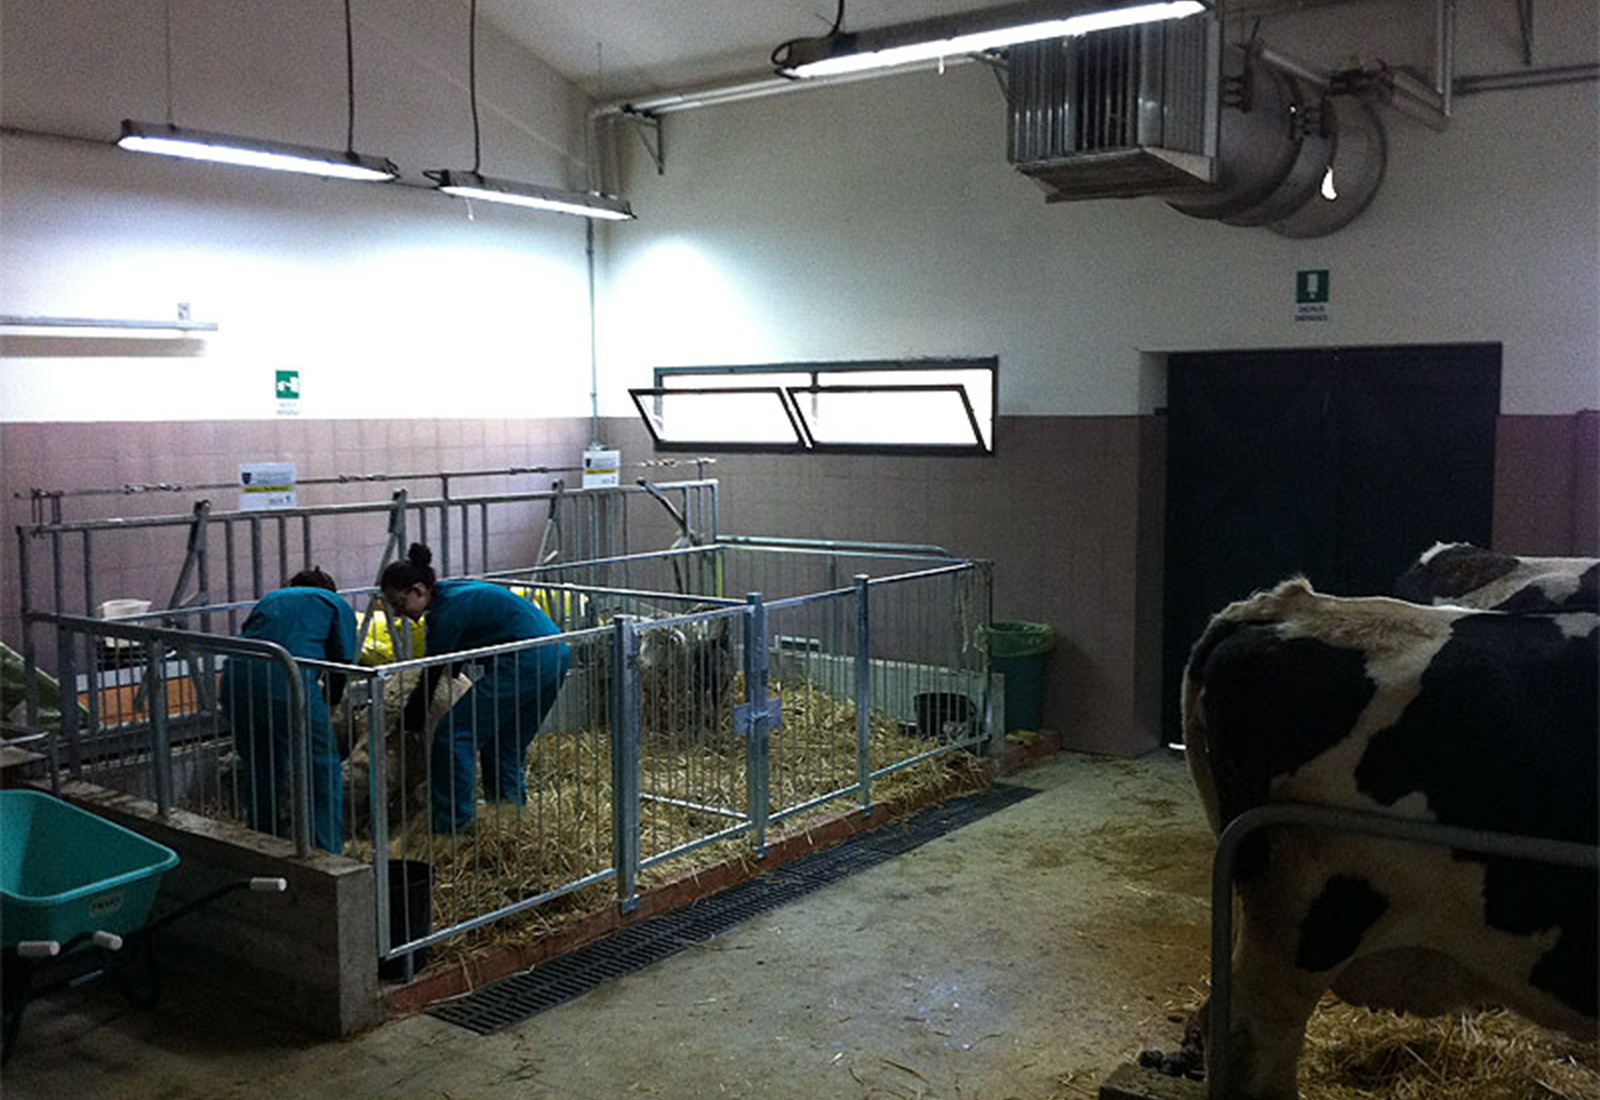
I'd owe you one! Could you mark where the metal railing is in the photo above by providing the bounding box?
[11,477,721,704]
[1207,802,1600,1099]
[20,544,994,972]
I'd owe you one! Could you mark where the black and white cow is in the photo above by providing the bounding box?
[1395,541,1598,612]
[1176,578,1596,1100]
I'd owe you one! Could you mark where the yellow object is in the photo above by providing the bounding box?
[360,606,426,666]
[512,585,589,629]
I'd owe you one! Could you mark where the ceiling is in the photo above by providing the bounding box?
[475,0,1048,100]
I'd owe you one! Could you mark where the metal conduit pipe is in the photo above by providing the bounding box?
[1456,62,1599,95]
[1255,43,1331,89]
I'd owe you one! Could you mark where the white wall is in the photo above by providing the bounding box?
[1,0,611,422]
[604,0,1600,417]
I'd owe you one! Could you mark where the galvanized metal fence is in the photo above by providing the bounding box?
[21,543,992,974]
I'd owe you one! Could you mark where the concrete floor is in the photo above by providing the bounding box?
[2,751,1215,1100]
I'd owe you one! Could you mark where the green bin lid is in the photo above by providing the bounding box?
[984,621,1055,658]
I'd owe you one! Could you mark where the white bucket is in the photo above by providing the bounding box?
[99,599,153,650]
[99,598,152,620]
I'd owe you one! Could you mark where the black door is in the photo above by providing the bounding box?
[1161,343,1500,741]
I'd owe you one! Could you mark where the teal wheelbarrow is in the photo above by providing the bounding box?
[1,789,287,1062]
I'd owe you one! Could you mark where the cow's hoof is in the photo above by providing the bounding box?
[1137,1048,1204,1080]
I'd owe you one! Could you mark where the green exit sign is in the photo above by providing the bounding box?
[1296,269,1330,304]
[275,369,300,399]
[1295,270,1330,322]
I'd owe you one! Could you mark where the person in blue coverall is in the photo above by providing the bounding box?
[220,567,358,853]
[380,543,570,832]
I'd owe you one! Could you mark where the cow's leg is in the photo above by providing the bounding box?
[1213,907,1327,1100]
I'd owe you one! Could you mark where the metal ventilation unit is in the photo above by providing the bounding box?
[1008,13,1221,201]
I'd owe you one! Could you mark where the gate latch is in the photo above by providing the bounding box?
[732,696,783,739]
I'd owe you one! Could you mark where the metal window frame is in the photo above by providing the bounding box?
[644,358,998,456]
[628,385,811,452]
[785,382,987,452]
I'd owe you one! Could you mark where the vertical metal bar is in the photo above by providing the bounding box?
[439,502,451,577]
[250,517,264,599]
[284,651,312,857]
[18,530,40,735]
[51,524,67,622]
[147,644,172,814]
[301,515,313,573]
[479,502,490,574]
[276,514,288,584]
[82,531,95,641]
[224,520,239,630]
[196,510,215,709]
[854,575,872,812]
[610,615,641,910]
[55,627,81,782]
[370,668,391,958]
[743,595,770,855]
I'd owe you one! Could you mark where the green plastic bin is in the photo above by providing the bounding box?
[985,622,1055,733]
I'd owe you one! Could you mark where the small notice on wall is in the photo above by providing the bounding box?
[276,368,301,416]
[1295,269,1330,323]
[582,448,621,489]
[240,462,297,511]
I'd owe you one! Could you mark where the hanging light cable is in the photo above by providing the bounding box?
[119,0,398,182]
[426,0,634,220]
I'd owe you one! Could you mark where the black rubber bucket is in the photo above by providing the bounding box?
[914,692,976,740]
[379,859,432,982]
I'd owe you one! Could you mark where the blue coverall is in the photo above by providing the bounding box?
[411,580,570,832]
[219,587,358,852]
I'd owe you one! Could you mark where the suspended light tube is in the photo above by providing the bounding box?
[775,0,1209,78]
[117,120,398,181]
[430,170,635,221]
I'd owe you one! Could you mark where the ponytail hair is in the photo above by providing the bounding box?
[380,542,436,592]
[287,565,338,592]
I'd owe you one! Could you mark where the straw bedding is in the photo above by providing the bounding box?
[352,675,991,966]
[1149,986,1599,1100]
[1296,997,1598,1100]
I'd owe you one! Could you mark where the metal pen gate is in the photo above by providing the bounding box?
[21,548,992,970]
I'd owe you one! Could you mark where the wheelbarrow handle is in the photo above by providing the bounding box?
[142,876,290,935]
[92,931,124,951]
[14,942,60,959]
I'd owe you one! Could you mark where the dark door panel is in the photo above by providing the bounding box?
[1161,343,1500,742]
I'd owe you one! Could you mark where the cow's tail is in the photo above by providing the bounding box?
[1180,579,1312,749]
[1180,582,1311,835]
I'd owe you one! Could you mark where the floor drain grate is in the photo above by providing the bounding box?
[428,782,1039,1035]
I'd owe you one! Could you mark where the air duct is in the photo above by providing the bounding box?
[1007,14,1220,199]
[1006,15,1389,237]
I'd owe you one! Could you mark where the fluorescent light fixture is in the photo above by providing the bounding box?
[776,0,1208,78]
[430,170,635,221]
[117,120,398,181]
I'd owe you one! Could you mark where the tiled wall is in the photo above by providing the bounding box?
[1,416,596,655]
[3,411,1593,756]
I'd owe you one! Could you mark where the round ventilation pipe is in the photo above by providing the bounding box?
[1167,44,1302,223]
[1222,83,1337,227]
[1268,100,1387,239]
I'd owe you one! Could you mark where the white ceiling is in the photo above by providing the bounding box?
[476,0,1039,100]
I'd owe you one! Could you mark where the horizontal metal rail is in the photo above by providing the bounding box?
[1208,802,1600,1099]
[380,866,620,960]
[718,534,955,558]
[28,611,315,855]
